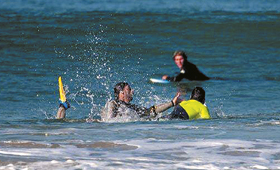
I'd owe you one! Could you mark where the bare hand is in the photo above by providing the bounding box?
[172,92,182,105]
[162,75,168,80]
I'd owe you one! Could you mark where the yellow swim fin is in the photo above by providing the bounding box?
[58,76,66,102]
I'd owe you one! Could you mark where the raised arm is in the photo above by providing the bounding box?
[153,92,181,113]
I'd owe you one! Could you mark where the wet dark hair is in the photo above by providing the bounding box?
[114,82,129,100]
[190,87,205,104]
[173,50,188,60]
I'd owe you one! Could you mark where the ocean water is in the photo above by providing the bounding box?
[1,0,280,169]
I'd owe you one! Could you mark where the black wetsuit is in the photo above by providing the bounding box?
[112,100,150,118]
[101,99,174,122]
[166,61,210,81]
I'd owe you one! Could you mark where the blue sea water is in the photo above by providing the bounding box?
[1,0,280,169]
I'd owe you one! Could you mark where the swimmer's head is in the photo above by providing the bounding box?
[190,87,205,104]
[173,51,187,69]
[114,82,134,103]
[173,51,188,61]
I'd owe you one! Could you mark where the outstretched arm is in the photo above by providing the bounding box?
[163,73,184,82]
[153,92,181,113]
[134,93,181,118]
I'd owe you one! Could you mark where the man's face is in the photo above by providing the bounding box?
[174,55,184,69]
[123,85,134,102]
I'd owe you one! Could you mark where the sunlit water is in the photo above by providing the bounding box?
[1,0,280,169]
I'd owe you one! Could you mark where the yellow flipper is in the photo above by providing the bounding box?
[58,76,66,102]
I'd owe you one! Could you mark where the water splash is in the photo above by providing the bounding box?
[54,22,146,119]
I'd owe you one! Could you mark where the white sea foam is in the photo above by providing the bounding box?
[250,165,269,169]
[1,120,279,169]
[0,151,31,156]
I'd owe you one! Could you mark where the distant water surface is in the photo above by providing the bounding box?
[0,0,280,169]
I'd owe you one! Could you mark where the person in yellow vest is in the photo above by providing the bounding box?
[168,87,211,120]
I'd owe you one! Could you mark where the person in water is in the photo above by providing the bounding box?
[167,87,211,120]
[56,82,181,121]
[56,100,70,119]
[100,82,181,122]
[162,51,210,81]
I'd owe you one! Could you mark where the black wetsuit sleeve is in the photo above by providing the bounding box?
[166,73,184,82]
[167,62,210,81]
[129,104,150,117]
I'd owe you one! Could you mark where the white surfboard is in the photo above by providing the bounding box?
[150,78,170,84]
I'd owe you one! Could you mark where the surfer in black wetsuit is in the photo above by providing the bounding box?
[162,51,210,81]
[101,82,181,122]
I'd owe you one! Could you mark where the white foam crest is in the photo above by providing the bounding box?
[1,138,280,169]
[119,138,280,169]
[0,160,98,170]
[173,125,199,130]
[0,150,31,156]
[250,165,269,169]
[252,120,280,127]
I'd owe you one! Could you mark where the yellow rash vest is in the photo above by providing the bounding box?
[179,99,211,120]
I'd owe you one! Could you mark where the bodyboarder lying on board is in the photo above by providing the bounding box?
[165,87,211,120]
[162,51,210,82]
